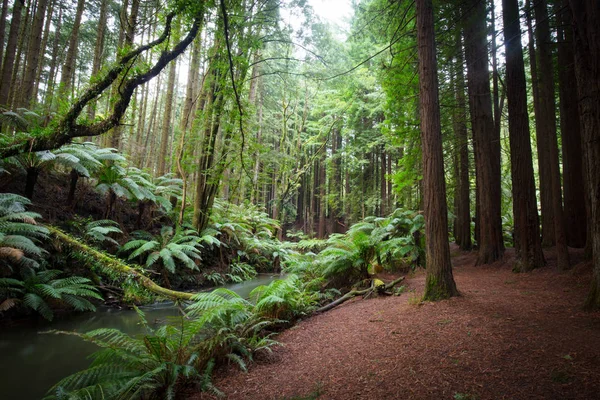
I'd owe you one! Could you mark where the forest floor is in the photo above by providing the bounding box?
[190,246,600,400]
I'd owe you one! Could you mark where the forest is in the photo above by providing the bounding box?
[0,0,599,398]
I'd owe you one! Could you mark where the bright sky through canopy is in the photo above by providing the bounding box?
[308,0,353,38]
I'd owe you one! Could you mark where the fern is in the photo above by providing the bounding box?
[120,225,202,286]
[0,193,48,271]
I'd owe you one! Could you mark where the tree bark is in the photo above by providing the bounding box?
[33,0,55,100]
[157,54,178,176]
[557,0,587,249]
[502,0,545,272]
[525,0,554,248]
[416,0,458,301]
[533,0,569,269]
[452,34,471,251]
[567,0,600,309]
[0,0,9,64]
[463,0,505,262]
[43,4,61,111]
[87,0,110,121]
[59,0,85,98]
[19,0,48,108]
[0,0,24,107]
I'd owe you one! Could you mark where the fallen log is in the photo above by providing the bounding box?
[316,276,405,313]
[49,226,196,301]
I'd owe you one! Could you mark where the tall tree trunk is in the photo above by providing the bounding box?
[380,147,387,217]
[43,4,61,111]
[490,0,502,140]
[109,0,140,149]
[0,0,9,64]
[463,0,503,263]
[318,147,327,239]
[567,0,600,309]
[19,0,48,108]
[33,0,55,101]
[525,0,554,247]
[533,0,569,269]
[87,0,109,121]
[502,0,545,272]
[416,0,458,301]
[157,56,178,176]
[58,0,84,99]
[556,0,587,249]
[0,0,24,107]
[7,0,31,108]
[452,34,471,251]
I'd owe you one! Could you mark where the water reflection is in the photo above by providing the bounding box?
[0,274,280,400]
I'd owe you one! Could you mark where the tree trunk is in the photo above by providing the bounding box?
[416,0,458,301]
[87,0,109,121]
[7,0,31,109]
[502,0,545,272]
[557,0,587,249]
[452,33,471,251]
[19,0,48,108]
[58,0,84,99]
[463,0,503,263]
[157,55,178,176]
[525,0,553,247]
[318,147,327,239]
[43,4,61,111]
[567,0,600,309]
[24,166,39,199]
[33,0,55,100]
[67,169,79,205]
[0,0,24,107]
[0,0,9,64]
[532,0,569,269]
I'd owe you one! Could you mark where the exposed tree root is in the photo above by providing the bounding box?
[48,226,196,301]
[316,276,405,313]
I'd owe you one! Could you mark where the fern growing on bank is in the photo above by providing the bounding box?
[0,193,48,271]
[0,269,102,320]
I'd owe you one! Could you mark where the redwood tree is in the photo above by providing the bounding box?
[462,0,503,264]
[416,0,458,300]
[568,0,600,309]
[502,0,545,271]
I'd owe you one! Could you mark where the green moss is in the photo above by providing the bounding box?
[422,275,456,301]
[49,226,195,301]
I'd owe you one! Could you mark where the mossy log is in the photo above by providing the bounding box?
[316,276,405,313]
[49,226,195,301]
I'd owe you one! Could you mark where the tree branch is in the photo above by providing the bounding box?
[0,11,202,159]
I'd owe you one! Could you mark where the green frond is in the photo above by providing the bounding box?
[159,248,176,273]
[1,235,45,256]
[23,292,54,320]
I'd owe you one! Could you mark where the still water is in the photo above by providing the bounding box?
[0,274,281,400]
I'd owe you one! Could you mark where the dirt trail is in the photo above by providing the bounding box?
[191,247,600,400]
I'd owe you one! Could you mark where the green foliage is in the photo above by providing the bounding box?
[0,193,48,271]
[250,274,318,320]
[45,307,208,400]
[0,269,102,320]
[227,262,257,283]
[210,200,284,271]
[68,217,123,248]
[47,279,297,399]
[120,225,202,274]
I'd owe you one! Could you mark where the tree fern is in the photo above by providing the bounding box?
[0,193,48,270]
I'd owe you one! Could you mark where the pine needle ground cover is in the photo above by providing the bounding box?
[187,246,600,400]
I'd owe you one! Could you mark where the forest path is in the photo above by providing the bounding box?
[191,247,600,400]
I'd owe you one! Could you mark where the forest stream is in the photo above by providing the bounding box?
[0,274,281,400]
